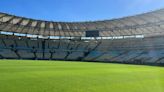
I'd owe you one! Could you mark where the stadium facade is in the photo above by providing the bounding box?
[0,9,164,65]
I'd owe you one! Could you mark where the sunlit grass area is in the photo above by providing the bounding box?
[0,60,164,92]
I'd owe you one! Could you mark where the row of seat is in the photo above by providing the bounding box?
[84,50,164,64]
[0,48,85,60]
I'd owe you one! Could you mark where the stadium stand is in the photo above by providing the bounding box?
[1,9,164,65]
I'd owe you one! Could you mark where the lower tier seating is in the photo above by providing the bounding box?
[0,49,18,58]
[0,35,164,65]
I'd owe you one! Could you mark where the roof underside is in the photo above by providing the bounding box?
[1,9,164,37]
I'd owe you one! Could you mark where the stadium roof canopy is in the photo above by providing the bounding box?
[0,9,164,38]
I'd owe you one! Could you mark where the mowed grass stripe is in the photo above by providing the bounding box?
[0,60,164,92]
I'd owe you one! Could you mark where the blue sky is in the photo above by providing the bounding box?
[0,0,164,22]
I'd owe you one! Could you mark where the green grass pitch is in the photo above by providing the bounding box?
[0,60,164,92]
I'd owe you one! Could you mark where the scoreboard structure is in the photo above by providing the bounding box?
[85,30,99,37]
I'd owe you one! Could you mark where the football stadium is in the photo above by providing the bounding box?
[1,9,164,64]
[0,1,164,92]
